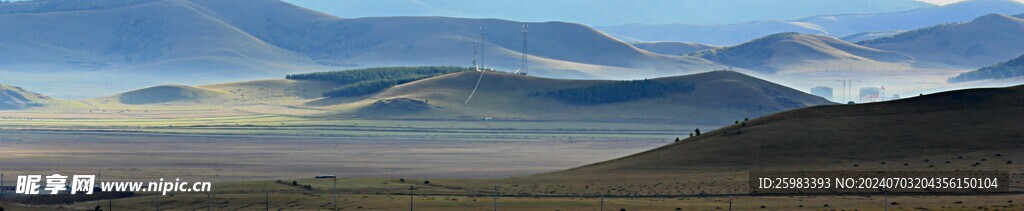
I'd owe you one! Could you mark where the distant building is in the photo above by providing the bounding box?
[890,94,901,101]
[810,86,833,101]
[859,87,881,102]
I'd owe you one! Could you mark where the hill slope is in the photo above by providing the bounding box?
[547,85,1024,178]
[338,70,834,124]
[631,42,718,56]
[949,54,1024,83]
[692,33,913,73]
[859,14,1024,68]
[109,85,227,105]
[598,0,1024,45]
[0,84,51,110]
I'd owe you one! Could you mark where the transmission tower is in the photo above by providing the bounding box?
[520,24,529,75]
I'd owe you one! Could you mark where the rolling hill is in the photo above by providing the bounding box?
[335,70,834,124]
[691,33,914,73]
[48,68,832,125]
[0,84,51,110]
[631,42,718,56]
[598,0,1024,45]
[108,85,227,105]
[859,14,1024,68]
[540,85,1024,184]
[0,0,719,98]
[949,54,1024,83]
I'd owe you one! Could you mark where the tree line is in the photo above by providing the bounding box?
[286,66,472,97]
[535,79,696,104]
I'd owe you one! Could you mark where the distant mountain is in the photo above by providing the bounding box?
[631,42,718,56]
[598,0,1024,45]
[0,84,50,110]
[0,0,719,98]
[691,33,913,73]
[547,85,1024,180]
[599,21,829,46]
[859,14,1024,68]
[949,54,1024,83]
[283,0,933,26]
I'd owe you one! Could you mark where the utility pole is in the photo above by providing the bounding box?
[207,192,211,211]
[156,193,160,211]
[333,173,338,211]
[409,186,416,211]
[729,195,733,211]
[493,183,498,211]
[265,191,269,211]
[884,191,889,211]
[599,195,604,211]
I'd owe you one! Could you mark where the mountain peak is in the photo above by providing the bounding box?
[971,13,1022,23]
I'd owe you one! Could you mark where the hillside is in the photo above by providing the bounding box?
[692,33,913,73]
[598,0,1024,45]
[631,42,718,56]
[0,84,51,110]
[107,85,227,105]
[338,70,834,124]
[860,14,1024,68]
[0,0,719,98]
[541,85,1024,184]
[949,54,1024,83]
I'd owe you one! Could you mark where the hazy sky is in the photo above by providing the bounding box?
[919,0,1024,5]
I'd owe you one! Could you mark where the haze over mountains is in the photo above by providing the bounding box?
[691,33,914,73]
[0,0,718,98]
[599,0,1024,45]
[283,0,933,26]
[630,42,718,56]
[1,0,1022,99]
[341,70,831,124]
[858,14,1024,68]
[10,69,833,126]
[950,54,1024,82]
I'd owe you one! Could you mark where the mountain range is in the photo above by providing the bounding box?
[858,14,1024,68]
[599,0,1024,45]
[282,0,933,27]
[691,33,913,73]
[0,0,719,98]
